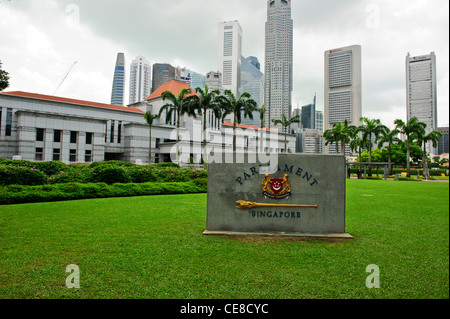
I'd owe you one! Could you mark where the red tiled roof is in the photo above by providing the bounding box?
[222,121,280,133]
[0,91,144,114]
[146,80,198,101]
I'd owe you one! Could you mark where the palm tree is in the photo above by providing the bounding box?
[143,110,159,164]
[349,133,367,177]
[217,90,258,152]
[272,114,300,153]
[356,117,386,176]
[159,88,197,162]
[417,130,443,177]
[323,120,353,155]
[394,117,427,177]
[258,104,266,152]
[190,84,221,166]
[376,126,400,175]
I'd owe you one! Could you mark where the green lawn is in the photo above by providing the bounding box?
[0,180,448,299]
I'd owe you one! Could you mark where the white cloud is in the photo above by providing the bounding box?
[1,0,448,127]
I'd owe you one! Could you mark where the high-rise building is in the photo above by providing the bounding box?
[191,71,206,91]
[218,21,242,97]
[301,95,317,130]
[110,53,125,106]
[175,67,193,87]
[437,127,449,155]
[246,56,261,71]
[324,45,362,154]
[264,0,293,131]
[240,56,264,127]
[129,56,151,105]
[205,71,223,93]
[315,111,324,132]
[406,52,438,153]
[152,63,176,93]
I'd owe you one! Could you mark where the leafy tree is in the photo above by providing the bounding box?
[416,130,443,177]
[159,88,197,162]
[0,60,10,92]
[359,148,383,163]
[394,117,426,177]
[323,120,353,155]
[356,117,386,176]
[190,85,221,166]
[377,126,400,175]
[144,110,159,164]
[272,113,300,153]
[217,90,258,152]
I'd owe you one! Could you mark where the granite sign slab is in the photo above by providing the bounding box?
[204,154,352,238]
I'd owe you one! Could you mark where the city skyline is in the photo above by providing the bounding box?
[0,0,448,128]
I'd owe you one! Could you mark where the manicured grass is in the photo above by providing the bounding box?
[0,180,448,299]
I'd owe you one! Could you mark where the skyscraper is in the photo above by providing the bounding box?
[218,21,242,97]
[406,52,438,153]
[129,56,151,105]
[264,0,293,130]
[301,95,317,130]
[152,63,176,93]
[110,53,125,106]
[324,45,362,154]
[240,56,264,127]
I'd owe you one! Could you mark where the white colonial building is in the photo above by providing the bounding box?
[0,80,295,165]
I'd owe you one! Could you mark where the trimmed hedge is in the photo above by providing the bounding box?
[0,165,47,186]
[0,181,208,205]
[0,158,207,186]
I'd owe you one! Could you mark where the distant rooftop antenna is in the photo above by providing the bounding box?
[53,61,77,95]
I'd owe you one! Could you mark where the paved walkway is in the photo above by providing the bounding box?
[348,176,449,182]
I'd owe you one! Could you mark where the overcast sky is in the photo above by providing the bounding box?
[1,0,448,127]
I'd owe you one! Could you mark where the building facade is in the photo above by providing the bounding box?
[152,63,176,93]
[218,21,243,97]
[205,71,223,93]
[129,56,152,105]
[406,52,438,153]
[438,127,449,155]
[110,53,126,106]
[264,0,293,131]
[240,56,264,127]
[324,45,362,155]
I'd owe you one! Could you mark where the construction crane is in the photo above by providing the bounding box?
[53,61,77,96]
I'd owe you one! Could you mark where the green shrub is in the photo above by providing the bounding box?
[0,181,207,205]
[90,161,136,169]
[34,161,69,176]
[191,177,208,188]
[0,164,47,186]
[127,166,157,183]
[47,167,92,184]
[152,162,181,168]
[89,166,132,184]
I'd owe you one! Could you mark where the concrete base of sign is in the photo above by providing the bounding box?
[203,230,353,240]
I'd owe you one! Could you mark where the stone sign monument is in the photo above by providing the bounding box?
[203,154,353,239]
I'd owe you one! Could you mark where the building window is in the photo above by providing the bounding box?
[85,150,92,163]
[69,149,77,162]
[110,120,115,143]
[86,132,93,145]
[36,128,45,141]
[35,148,44,161]
[53,148,61,161]
[70,131,78,144]
[5,108,12,136]
[0,107,2,135]
[117,121,122,144]
[54,130,62,143]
